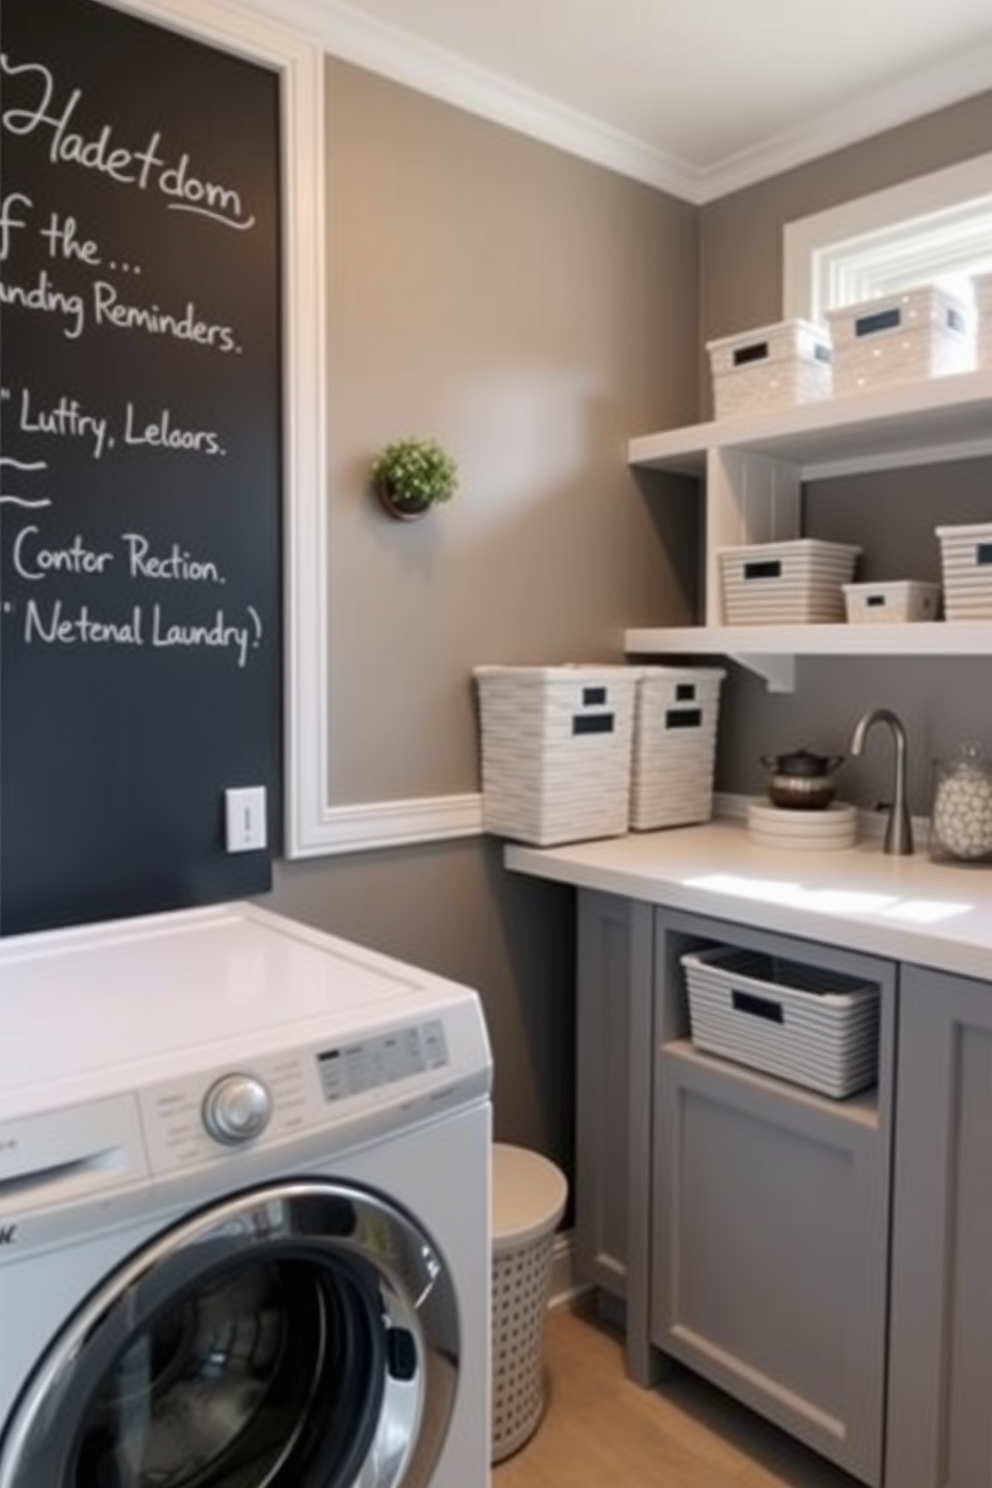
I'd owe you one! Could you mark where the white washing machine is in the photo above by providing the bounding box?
[0,901,492,1488]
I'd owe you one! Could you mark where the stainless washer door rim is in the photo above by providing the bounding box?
[0,1179,460,1488]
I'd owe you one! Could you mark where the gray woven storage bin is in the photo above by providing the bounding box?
[682,946,881,1099]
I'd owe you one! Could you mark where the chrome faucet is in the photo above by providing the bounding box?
[849,708,914,855]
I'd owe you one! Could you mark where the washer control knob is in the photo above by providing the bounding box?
[202,1073,272,1145]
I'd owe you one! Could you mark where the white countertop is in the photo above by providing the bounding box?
[505,817,992,983]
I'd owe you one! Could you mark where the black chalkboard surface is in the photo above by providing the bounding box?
[0,0,282,934]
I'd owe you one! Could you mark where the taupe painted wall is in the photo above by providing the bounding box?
[266,60,699,1175]
[700,94,992,818]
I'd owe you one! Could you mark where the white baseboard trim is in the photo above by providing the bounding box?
[548,1229,586,1308]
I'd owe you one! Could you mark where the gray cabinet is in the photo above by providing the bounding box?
[573,892,990,1488]
[650,910,896,1486]
[886,964,992,1488]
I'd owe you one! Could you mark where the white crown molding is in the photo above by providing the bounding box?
[106,0,992,205]
[234,0,701,200]
[698,43,992,203]
[236,0,992,206]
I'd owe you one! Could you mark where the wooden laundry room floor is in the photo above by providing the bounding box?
[493,1293,863,1488]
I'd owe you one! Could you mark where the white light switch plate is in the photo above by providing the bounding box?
[225,786,267,852]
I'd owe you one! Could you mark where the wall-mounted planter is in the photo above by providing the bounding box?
[370,437,458,522]
[376,482,433,521]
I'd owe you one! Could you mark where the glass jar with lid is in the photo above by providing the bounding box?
[929,742,992,863]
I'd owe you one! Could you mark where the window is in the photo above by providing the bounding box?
[783,153,992,322]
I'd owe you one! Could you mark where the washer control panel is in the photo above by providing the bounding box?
[140,1016,455,1176]
[317,1019,448,1102]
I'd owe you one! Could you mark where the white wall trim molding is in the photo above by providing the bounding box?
[291,793,484,859]
[97,0,348,859]
[96,0,487,859]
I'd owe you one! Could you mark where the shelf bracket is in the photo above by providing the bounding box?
[730,652,796,694]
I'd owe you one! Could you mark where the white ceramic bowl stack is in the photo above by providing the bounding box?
[746,800,858,850]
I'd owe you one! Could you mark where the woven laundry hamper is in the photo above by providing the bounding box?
[490,1144,568,1463]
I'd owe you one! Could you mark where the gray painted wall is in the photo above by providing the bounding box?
[266,60,698,1179]
[264,60,992,1186]
[700,94,992,818]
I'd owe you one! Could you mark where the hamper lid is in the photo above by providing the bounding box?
[492,1144,568,1250]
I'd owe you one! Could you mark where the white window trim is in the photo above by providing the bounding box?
[783,153,992,322]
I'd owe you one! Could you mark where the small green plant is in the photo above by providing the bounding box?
[372,436,459,509]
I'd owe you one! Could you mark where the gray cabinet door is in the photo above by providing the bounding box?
[886,964,992,1488]
[575,889,633,1298]
[575,889,658,1382]
[651,910,896,1486]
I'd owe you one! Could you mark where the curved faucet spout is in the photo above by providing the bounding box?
[849,708,914,855]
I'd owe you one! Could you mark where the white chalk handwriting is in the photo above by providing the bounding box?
[0,54,256,231]
[4,384,228,460]
[0,267,240,349]
[12,597,262,668]
[0,454,52,509]
[9,526,226,584]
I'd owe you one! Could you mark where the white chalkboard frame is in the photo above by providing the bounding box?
[102,0,482,858]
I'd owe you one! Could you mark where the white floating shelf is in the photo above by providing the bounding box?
[625,622,992,691]
[628,369,992,481]
[626,371,992,689]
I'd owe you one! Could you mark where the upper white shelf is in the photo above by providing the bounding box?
[623,621,992,692]
[628,368,992,481]
[625,371,992,690]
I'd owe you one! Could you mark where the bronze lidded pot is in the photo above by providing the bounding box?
[760,747,844,810]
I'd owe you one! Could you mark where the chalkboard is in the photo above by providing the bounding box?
[0,0,283,935]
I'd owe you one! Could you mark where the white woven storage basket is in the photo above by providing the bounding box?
[491,1145,568,1464]
[682,947,881,1099]
[827,285,973,396]
[718,539,861,624]
[936,522,992,620]
[843,580,941,624]
[706,319,832,420]
[474,665,636,846]
[629,666,725,830]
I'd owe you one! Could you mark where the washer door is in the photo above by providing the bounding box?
[0,1180,459,1488]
